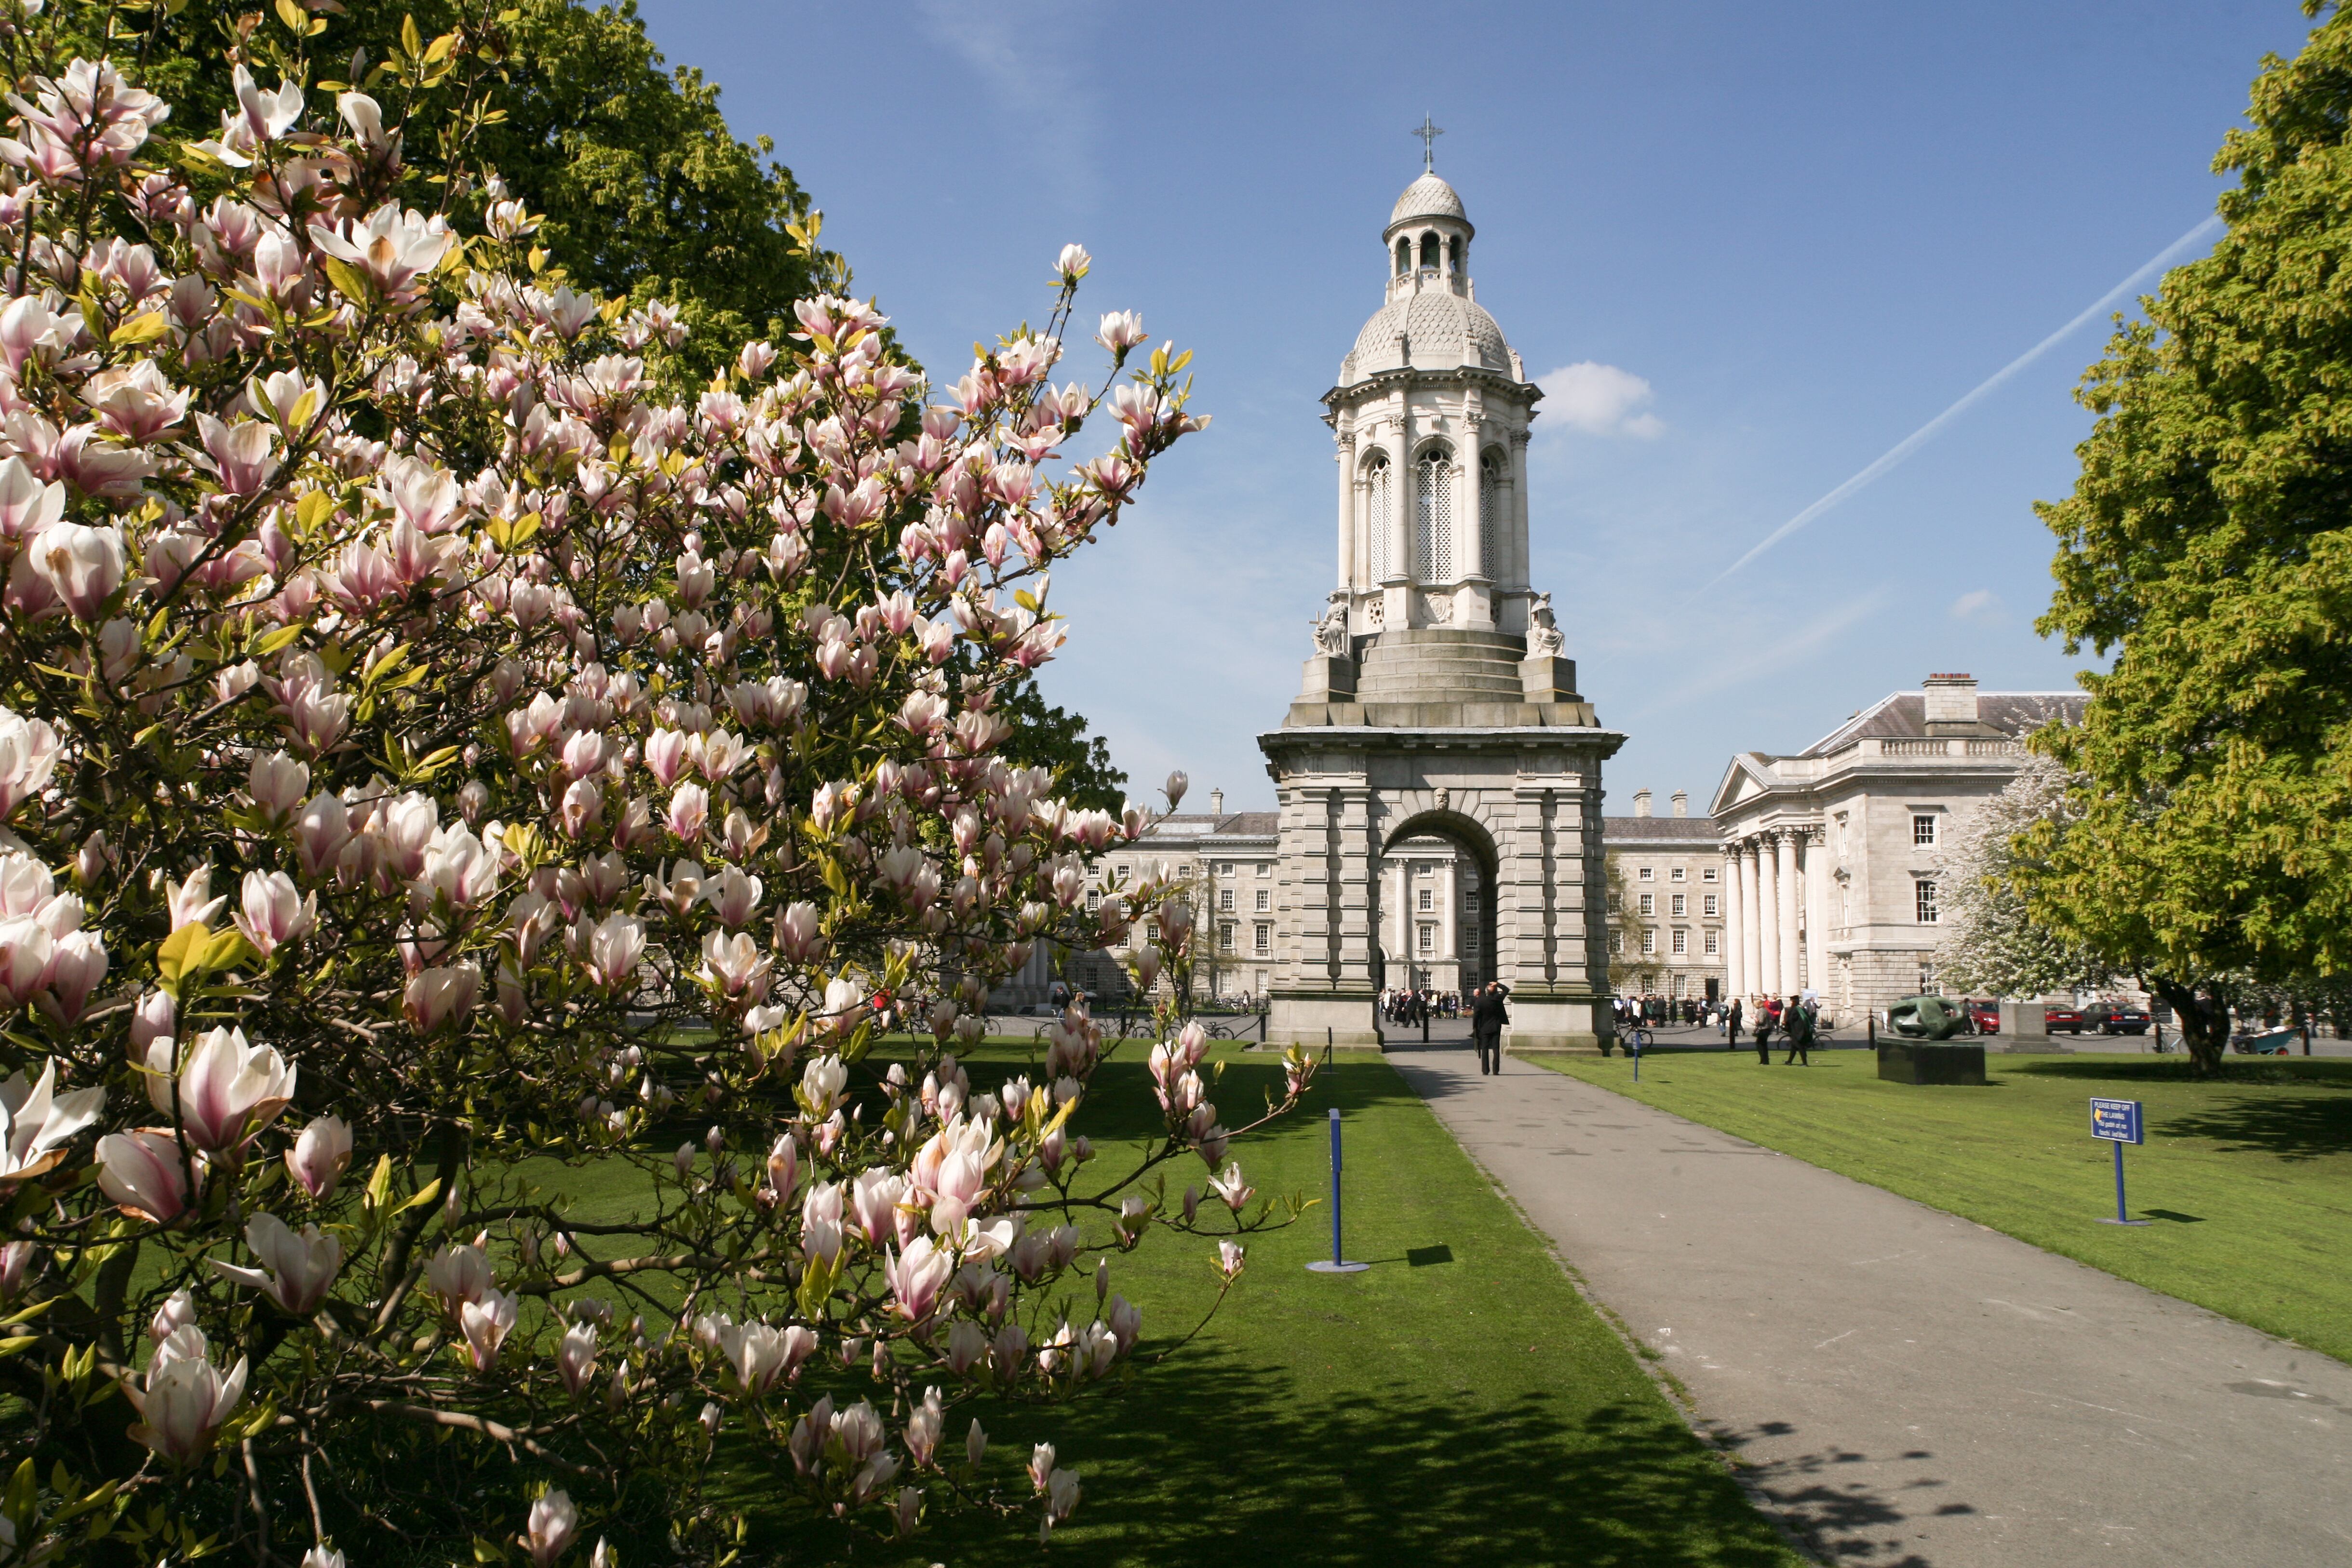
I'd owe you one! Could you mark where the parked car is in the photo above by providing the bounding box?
[2043,1005,2086,1034]
[2084,1002,2151,1036]
[1961,998,2001,1034]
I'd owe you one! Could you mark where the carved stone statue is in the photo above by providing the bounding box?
[1313,592,1351,656]
[1527,591,1563,658]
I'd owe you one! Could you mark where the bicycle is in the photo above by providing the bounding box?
[1622,1026,1654,1054]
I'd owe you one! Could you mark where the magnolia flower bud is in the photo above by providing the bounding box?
[284,1115,352,1200]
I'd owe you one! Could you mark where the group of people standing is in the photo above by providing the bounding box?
[1380,987,1462,1026]
[1718,994,1821,1065]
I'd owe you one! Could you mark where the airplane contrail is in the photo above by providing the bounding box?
[1704,213,2226,590]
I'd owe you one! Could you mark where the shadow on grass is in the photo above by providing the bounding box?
[905,1343,1803,1568]
[2004,1058,2352,1087]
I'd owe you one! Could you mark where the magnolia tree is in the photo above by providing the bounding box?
[1934,752,2113,1001]
[0,16,1315,1563]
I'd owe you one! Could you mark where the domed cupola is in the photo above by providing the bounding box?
[1340,168,1526,387]
[1317,152,1547,650]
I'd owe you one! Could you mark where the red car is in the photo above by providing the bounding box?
[2043,1005,2085,1034]
[1962,999,2001,1034]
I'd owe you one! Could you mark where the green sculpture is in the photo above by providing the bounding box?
[1886,994,1968,1041]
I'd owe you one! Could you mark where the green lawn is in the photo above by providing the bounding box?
[536,1043,1805,1566]
[1533,1047,2352,1365]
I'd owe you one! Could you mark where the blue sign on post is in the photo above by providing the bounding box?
[2090,1098,2144,1144]
[2090,1098,2150,1225]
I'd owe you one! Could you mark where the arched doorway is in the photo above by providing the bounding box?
[1375,812,1499,1004]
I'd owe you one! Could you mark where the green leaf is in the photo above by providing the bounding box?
[155,922,207,990]
[390,1178,443,1218]
[400,12,424,60]
[109,312,170,347]
[320,256,374,307]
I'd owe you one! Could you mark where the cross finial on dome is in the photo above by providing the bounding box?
[1412,113,1444,172]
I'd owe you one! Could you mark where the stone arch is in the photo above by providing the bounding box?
[1394,238,1410,277]
[1418,230,1441,270]
[1447,233,1464,275]
[1376,806,1502,996]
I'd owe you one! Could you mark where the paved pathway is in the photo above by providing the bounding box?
[1386,1034,2352,1568]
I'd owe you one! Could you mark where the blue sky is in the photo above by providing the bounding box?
[638,0,2312,813]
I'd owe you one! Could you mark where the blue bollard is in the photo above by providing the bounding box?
[1306,1105,1369,1274]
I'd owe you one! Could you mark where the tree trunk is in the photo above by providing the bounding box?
[2151,977,2230,1076]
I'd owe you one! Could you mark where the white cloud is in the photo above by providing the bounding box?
[1949,588,2001,623]
[1536,362,1665,439]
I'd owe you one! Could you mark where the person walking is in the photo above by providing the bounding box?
[1726,997,1744,1053]
[1470,981,1509,1075]
[1754,995,1777,1064]
[1782,993,1815,1065]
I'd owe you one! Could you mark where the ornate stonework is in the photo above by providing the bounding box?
[1264,165,1623,1052]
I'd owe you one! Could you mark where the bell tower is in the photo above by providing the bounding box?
[1263,155,1625,1054]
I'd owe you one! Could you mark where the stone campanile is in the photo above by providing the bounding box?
[1261,158,1625,1052]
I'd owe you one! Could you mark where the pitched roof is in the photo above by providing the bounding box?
[1796,692,2084,758]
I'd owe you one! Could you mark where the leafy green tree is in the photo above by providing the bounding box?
[2029,1,2352,1072]
[78,0,837,380]
[992,672,1129,814]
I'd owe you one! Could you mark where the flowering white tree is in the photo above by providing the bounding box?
[0,11,1314,1561]
[1935,752,2114,1000]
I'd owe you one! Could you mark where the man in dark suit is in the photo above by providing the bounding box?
[1725,997,1743,1053]
[1782,994,1815,1065]
[1471,982,1509,1075]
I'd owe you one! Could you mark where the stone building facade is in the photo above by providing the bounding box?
[1708,674,2084,1021]
[1602,789,1727,1003]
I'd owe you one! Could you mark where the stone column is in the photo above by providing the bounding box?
[1802,827,1830,994]
[1507,428,1532,602]
[1384,407,1415,628]
[1739,839,1763,1002]
[1775,829,1801,996]
[1335,428,1356,592]
[1441,857,1458,987]
[1722,849,1746,1000]
[1755,836,1781,1002]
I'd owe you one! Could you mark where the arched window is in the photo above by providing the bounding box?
[1394,239,1409,277]
[1414,447,1452,583]
[1365,453,1391,582]
[1478,451,1503,578]
[1448,234,1464,275]
[1419,231,1441,271]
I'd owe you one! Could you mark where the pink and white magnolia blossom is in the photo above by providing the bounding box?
[212,1210,342,1314]
[232,869,315,958]
[520,1489,578,1568]
[284,1115,352,1200]
[25,522,126,618]
[583,911,645,990]
[95,1129,201,1222]
[461,1286,518,1369]
[144,1025,295,1154]
[557,1319,599,1396]
[0,1060,104,1182]
[125,1325,247,1462]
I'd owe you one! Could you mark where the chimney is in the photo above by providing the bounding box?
[1671,790,1688,818]
[1210,787,1224,816]
[1923,672,1980,731]
[1633,788,1653,818]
